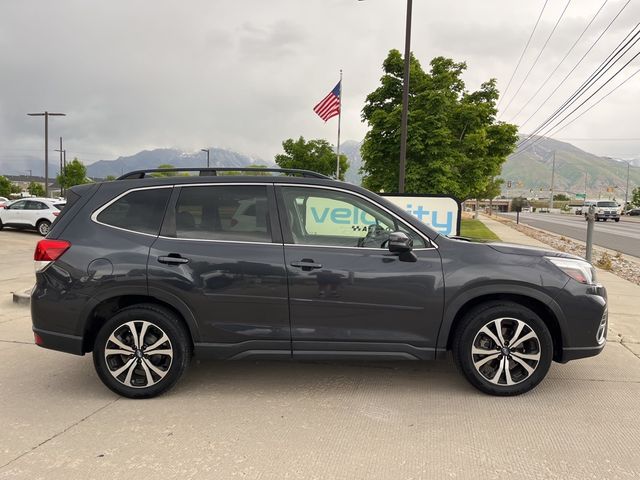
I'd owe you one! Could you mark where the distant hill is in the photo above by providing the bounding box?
[501,136,640,200]
[340,140,363,185]
[86,148,268,178]
[2,137,637,198]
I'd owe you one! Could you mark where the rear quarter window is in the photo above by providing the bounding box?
[96,187,172,235]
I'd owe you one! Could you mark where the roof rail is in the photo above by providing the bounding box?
[116,167,331,180]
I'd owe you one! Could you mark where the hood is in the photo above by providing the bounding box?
[487,242,582,260]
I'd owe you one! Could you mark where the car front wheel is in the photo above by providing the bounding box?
[453,301,553,396]
[93,304,191,398]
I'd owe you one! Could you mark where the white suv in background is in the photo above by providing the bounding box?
[0,198,66,236]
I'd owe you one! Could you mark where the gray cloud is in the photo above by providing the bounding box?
[1,0,639,167]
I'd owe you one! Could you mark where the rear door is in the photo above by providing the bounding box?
[147,183,290,359]
[276,185,444,360]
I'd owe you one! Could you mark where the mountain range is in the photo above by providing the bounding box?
[1,137,638,199]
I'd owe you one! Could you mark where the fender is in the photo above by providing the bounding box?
[79,285,201,342]
[435,282,568,352]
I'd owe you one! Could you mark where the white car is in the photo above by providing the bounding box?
[0,197,66,236]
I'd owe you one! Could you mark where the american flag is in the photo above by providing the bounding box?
[313,81,341,122]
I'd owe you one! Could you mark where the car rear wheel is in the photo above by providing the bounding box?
[37,220,51,236]
[452,301,553,396]
[93,304,191,398]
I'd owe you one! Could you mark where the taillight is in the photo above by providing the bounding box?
[34,239,70,272]
[230,218,238,227]
[52,211,60,217]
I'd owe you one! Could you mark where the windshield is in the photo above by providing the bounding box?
[53,203,66,211]
[597,201,617,207]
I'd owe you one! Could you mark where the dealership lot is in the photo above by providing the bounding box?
[1,229,640,479]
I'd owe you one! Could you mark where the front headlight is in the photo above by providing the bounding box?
[545,257,597,285]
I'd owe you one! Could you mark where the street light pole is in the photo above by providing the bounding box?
[201,149,210,168]
[27,111,66,198]
[398,0,413,194]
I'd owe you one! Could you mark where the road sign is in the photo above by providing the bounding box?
[575,193,586,199]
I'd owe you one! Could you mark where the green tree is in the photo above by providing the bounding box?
[57,158,89,189]
[151,164,190,177]
[361,50,518,197]
[0,176,12,197]
[105,175,117,181]
[511,196,530,212]
[631,186,640,207]
[275,137,349,180]
[553,193,570,201]
[28,181,45,196]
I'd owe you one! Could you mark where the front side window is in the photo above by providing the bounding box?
[280,187,426,248]
[174,185,271,243]
[96,188,171,235]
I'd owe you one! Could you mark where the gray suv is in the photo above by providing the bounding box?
[31,168,607,398]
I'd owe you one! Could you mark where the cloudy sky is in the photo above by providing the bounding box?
[1,0,639,166]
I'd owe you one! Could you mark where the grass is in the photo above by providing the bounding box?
[460,219,501,241]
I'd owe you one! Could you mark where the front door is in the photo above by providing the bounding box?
[3,200,28,225]
[276,185,444,360]
[148,183,290,359]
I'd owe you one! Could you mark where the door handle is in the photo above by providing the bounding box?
[290,261,323,270]
[158,254,190,265]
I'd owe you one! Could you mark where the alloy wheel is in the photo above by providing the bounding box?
[471,317,541,386]
[104,320,173,388]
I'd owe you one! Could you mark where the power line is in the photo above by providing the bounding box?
[517,0,632,130]
[542,66,640,139]
[514,56,640,156]
[499,0,572,118]
[518,23,640,149]
[508,0,609,123]
[497,0,550,109]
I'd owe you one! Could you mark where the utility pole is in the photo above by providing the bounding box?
[624,161,630,210]
[201,149,210,168]
[549,151,555,211]
[54,138,65,197]
[27,111,66,198]
[398,0,413,193]
[584,172,588,199]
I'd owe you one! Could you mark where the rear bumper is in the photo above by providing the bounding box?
[32,327,85,356]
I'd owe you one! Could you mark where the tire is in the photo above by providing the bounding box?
[93,304,192,399]
[452,301,553,396]
[615,218,620,222]
[37,220,51,236]
[0,219,3,231]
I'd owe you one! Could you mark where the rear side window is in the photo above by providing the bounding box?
[174,185,271,242]
[96,188,171,235]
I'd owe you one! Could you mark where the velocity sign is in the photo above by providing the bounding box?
[384,195,460,236]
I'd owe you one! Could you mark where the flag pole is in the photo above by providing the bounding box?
[336,69,342,179]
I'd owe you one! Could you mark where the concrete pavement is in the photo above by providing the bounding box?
[1,229,640,479]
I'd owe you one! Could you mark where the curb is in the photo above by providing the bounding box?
[12,288,31,306]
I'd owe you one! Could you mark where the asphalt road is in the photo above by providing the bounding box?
[501,212,640,258]
[1,230,640,479]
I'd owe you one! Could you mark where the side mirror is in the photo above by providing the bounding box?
[388,231,413,253]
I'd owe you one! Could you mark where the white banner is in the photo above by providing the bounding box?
[384,196,460,236]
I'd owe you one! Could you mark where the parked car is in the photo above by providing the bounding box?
[627,208,640,216]
[31,167,607,398]
[0,198,66,236]
[586,200,620,222]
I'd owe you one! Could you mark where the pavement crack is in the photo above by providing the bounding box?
[0,339,33,345]
[0,398,119,470]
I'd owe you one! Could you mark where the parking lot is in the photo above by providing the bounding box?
[1,229,640,479]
